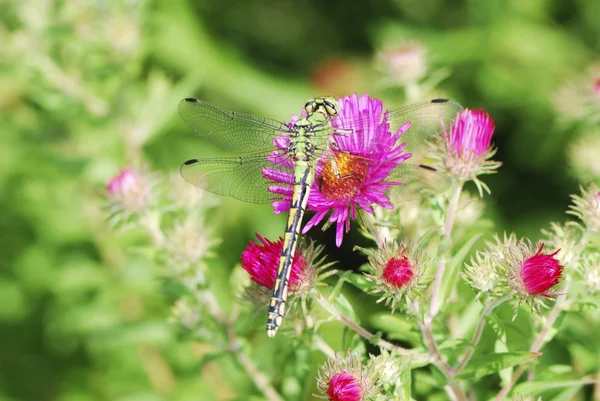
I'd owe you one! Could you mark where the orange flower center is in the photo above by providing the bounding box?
[319,153,369,200]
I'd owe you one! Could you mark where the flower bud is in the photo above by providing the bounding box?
[316,352,377,401]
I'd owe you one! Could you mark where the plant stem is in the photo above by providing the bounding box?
[429,179,463,318]
[311,292,426,359]
[225,327,284,401]
[140,211,166,248]
[418,318,468,401]
[200,290,284,401]
[494,293,565,401]
[454,297,507,374]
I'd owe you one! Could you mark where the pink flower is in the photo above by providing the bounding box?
[107,168,141,196]
[445,109,495,159]
[327,372,363,401]
[106,168,151,212]
[317,352,376,401]
[264,93,411,247]
[365,240,424,312]
[382,256,414,289]
[441,108,500,189]
[520,245,564,297]
[240,234,306,291]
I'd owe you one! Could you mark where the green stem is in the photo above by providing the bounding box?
[140,211,166,248]
[429,179,463,318]
[203,290,284,401]
[454,297,507,374]
[312,292,426,359]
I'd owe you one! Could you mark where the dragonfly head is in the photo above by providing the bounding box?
[304,97,339,119]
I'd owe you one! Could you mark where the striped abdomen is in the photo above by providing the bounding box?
[266,161,314,337]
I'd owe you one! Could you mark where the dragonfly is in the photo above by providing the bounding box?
[178,96,463,337]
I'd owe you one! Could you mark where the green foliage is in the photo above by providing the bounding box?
[2,0,600,400]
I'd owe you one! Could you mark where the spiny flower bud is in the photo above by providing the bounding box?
[316,352,377,401]
[364,240,425,312]
[464,233,564,311]
[553,64,600,122]
[567,183,600,232]
[568,133,600,181]
[578,253,600,295]
[164,216,219,275]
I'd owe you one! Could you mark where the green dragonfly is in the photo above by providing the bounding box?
[178,96,463,337]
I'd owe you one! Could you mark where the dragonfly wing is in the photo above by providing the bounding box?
[179,98,292,153]
[387,163,452,202]
[387,99,464,160]
[180,151,289,204]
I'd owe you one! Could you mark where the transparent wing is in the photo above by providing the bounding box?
[332,98,464,162]
[387,99,463,159]
[180,151,291,204]
[179,98,292,153]
[387,164,452,201]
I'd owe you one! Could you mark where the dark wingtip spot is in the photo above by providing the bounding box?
[183,159,199,165]
[431,98,449,103]
[183,98,198,102]
[419,164,438,171]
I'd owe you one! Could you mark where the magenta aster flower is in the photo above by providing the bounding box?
[240,234,306,291]
[445,109,495,159]
[264,93,411,247]
[326,372,363,401]
[441,108,500,192]
[520,245,564,297]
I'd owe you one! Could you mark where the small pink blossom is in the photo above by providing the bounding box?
[326,372,363,401]
[240,234,306,291]
[317,352,376,401]
[106,168,151,212]
[382,256,414,289]
[521,245,564,297]
[107,168,141,196]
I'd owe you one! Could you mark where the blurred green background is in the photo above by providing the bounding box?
[1,0,599,400]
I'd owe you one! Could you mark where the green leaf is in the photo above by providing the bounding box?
[370,314,421,346]
[437,234,482,311]
[399,358,412,401]
[343,272,374,293]
[329,270,353,301]
[333,293,359,323]
[551,383,586,401]
[513,379,592,395]
[456,352,540,380]
[486,312,507,342]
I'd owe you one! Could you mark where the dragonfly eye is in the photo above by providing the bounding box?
[323,101,337,116]
[304,101,315,113]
